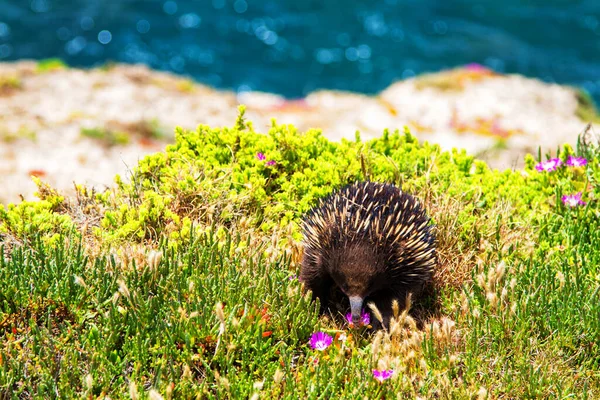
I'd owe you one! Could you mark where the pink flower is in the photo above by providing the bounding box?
[464,63,487,72]
[535,158,562,172]
[345,310,371,327]
[372,369,394,383]
[561,192,586,207]
[256,152,276,166]
[566,156,587,167]
[309,332,332,351]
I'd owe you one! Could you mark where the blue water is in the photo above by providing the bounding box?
[1,0,599,103]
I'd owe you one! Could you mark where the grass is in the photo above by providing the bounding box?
[1,109,600,398]
[1,233,317,398]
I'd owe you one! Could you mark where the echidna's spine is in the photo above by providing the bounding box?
[300,181,436,328]
[302,181,435,277]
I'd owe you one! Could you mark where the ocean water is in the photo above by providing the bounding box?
[1,0,599,103]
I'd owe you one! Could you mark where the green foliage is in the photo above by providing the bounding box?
[81,126,130,146]
[457,203,600,398]
[35,58,67,73]
[99,114,554,244]
[2,110,600,397]
[0,200,73,247]
[525,207,600,362]
[0,232,318,398]
[100,188,180,241]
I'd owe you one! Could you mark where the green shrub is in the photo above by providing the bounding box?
[0,189,73,247]
[95,107,557,245]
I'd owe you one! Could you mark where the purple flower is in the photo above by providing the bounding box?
[535,158,562,172]
[566,156,588,167]
[266,160,277,166]
[309,332,333,351]
[256,152,266,161]
[345,310,371,327]
[561,192,586,207]
[372,369,394,383]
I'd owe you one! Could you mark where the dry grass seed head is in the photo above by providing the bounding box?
[182,365,192,380]
[424,189,535,295]
[129,381,139,400]
[117,279,131,299]
[367,302,384,325]
[147,249,163,271]
[273,369,285,384]
[215,302,226,325]
[73,275,87,289]
[392,299,400,318]
[425,192,477,290]
[149,389,164,400]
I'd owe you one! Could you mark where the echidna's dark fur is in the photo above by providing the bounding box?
[300,181,436,329]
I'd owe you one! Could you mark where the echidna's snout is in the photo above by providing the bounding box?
[349,296,364,325]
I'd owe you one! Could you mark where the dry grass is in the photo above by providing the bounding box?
[425,189,535,292]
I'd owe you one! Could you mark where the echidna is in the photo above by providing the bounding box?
[300,181,435,328]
